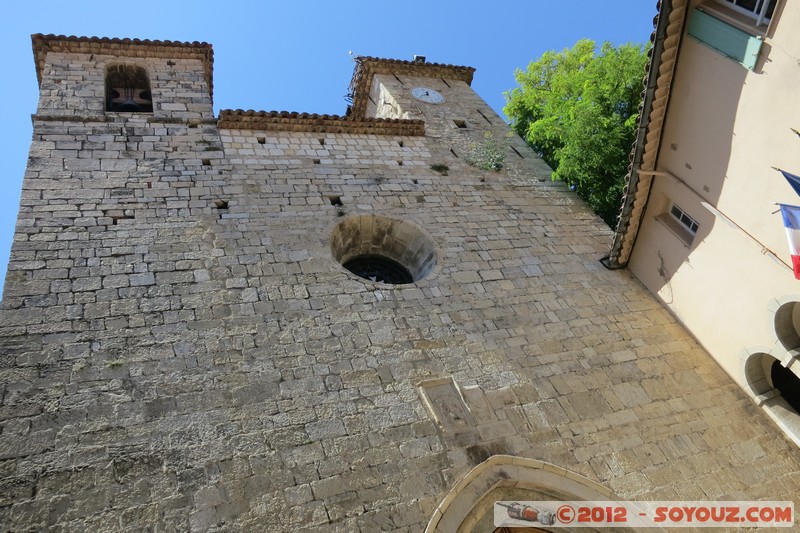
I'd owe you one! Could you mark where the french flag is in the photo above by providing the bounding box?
[780,204,800,279]
[781,170,800,196]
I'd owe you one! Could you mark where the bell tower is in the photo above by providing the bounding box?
[3,35,223,313]
[350,56,478,133]
[31,33,214,119]
[348,55,547,175]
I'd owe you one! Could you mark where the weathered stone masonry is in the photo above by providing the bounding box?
[1,34,799,532]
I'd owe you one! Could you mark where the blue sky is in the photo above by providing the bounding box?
[0,1,658,296]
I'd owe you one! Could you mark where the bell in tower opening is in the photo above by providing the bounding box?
[106,64,153,112]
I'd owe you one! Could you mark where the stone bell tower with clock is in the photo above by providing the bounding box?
[349,56,474,124]
[348,55,526,159]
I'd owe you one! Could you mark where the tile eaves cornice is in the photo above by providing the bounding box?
[218,109,425,136]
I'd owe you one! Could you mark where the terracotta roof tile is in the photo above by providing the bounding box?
[607,0,688,267]
[218,109,424,136]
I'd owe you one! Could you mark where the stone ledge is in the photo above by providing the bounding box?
[31,114,217,126]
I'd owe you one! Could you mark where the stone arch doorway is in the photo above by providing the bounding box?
[425,455,615,533]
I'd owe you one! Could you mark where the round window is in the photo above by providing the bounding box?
[331,214,437,285]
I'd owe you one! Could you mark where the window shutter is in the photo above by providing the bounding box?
[688,9,763,70]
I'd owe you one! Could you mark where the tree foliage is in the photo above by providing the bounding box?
[504,39,649,226]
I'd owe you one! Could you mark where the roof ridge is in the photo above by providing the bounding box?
[219,109,422,123]
[218,109,424,136]
[31,33,212,49]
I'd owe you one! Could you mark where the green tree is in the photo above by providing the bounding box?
[504,39,649,227]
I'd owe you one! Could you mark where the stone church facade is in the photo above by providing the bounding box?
[0,31,799,532]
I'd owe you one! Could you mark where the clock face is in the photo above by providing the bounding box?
[412,87,444,104]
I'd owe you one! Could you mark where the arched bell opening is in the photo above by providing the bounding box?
[106,64,153,113]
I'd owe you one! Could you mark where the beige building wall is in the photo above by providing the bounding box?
[628,0,800,436]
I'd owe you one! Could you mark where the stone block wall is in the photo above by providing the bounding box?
[37,53,213,120]
[1,43,799,532]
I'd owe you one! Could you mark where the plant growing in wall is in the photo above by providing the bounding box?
[430,164,449,175]
[466,132,506,172]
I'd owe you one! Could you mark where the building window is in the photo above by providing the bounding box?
[719,0,776,26]
[669,204,699,235]
[772,361,800,413]
[742,348,800,448]
[656,201,700,246]
[330,214,438,285]
[689,8,765,69]
[106,65,153,113]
